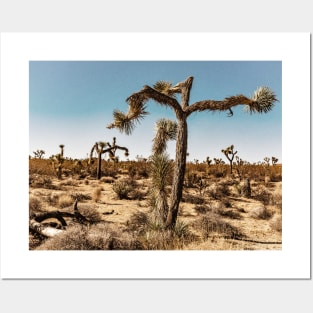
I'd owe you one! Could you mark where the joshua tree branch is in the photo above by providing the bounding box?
[185,95,254,116]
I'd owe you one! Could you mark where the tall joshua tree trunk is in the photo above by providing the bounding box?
[107,76,278,229]
[166,117,188,227]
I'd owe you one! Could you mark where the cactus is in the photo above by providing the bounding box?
[222,144,238,174]
[89,137,129,179]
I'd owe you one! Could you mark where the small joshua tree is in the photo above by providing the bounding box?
[214,158,225,165]
[222,144,238,174]
[33,149,45,159]
[206,156,212,166]
[51,144,65,179]
[89,137,129,179]
[271,156,279,165]
[108,77,277,228]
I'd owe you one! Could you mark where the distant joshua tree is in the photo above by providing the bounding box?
[271,156,279,165]
[89,137,129,179]
[222,144,238,174]
[51,144,65,179]
[264,157,271,167]
[108,76,277,228]
[206,156,212,166]
[33,149,45,159]
[214,158,225,165]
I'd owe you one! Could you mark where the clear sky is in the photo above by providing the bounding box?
[29,61,282,163]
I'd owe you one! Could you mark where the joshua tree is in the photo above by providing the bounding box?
[214,158,225,165]
[33,149,45,159]
[89,138,129,179]
[222,144,238,174]
[271,156,279,165]
[51,144,65,179]
[206,156,212,166]
[107,76,277,228]
[263,157,270,166]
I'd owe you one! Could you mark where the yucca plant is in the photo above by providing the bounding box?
[149,153,173,224]
[108,76,278,228]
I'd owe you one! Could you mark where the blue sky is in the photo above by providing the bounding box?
[29,61,282,163]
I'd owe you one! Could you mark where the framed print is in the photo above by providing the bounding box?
[0,32,310,279]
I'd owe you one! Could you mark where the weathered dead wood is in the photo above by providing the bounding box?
[29,201,94,238]
[103,209,114,215]
[32,211,76,226]
[29,219,64,238]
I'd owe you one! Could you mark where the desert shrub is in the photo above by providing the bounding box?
[70,192,92,202]
[112,178,134,199]
[248,204,273,220]
[77,204,103,223]
[252,185,273,205]
[192,213,242,240]
[142,227,196,250]
[36,223,144,250]
[58,193,73,208]
[270,191,282,212]
[184,171,201,188]
[126,211,150,235]
[216,208,242,219]
[29,174,58,189]
[29,196,43,214]
[182,193,205,205]
[194,204,212,214]
[207,182,230,199]
[46,192,60,206]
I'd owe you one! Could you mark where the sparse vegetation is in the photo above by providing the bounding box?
[29,76,281,250]
[29,153,282,250]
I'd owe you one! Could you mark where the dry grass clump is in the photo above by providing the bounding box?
[216,208,242,220]
[77,204,103,224]
[58,193,74,208]
[92,187,102,202]
[36,223,144,250]
[70,192,92,202]
[207,181,231,199]
[29,174,58,189]
[248,204,273,220]
[192,213,243,241]
[182,193,205,205]
[112,178,135,199]
[29,196,43,214]
[252,185,272,205]
[193,204,212,214]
